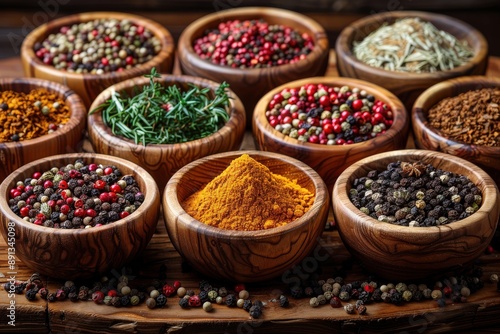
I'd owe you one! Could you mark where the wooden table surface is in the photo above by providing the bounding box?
[1,53,500,333]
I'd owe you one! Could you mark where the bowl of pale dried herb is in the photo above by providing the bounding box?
[87,68,246,192]
[335,11,488,110]
[332,149,499,281]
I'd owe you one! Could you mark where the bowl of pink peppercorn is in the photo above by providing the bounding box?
[0,153,160,280]
[177,7,330,125]
[253,76,409,192]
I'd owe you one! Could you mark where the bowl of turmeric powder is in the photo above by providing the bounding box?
[163,150,330,282]
[0,77,86,182]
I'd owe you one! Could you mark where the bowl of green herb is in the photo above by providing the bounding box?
[335,11,488,110]
[88,68,246,192]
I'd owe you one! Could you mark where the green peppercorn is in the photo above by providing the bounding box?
[309,297,319,307]
[146,297,156,309]
[431,290,442,300]
[203,301,213,312]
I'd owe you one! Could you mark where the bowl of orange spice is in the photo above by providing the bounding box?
[163,150,329,282]
[0,78,86,181]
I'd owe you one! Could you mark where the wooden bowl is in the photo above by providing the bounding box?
[332,149,499,281]
[253,76,409,192]
[0,77,86,182]
[335,10,488,110]
[177,7,330,125]
[412,76,500,184]
[21,12,175,108]
[163,150,330,282]
[88,74,246,192]
[0,153,160,279]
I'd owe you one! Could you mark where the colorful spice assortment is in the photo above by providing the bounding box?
[193,19,314,68]
[182,154,314,231]
[349,160,482,226]
[353,18,474,73]
[34,18,161,74]
[7,159,144,228]
[427,87,500,147]
[286,266,489,313]
[0,89,70,142]
[91,68,230,145]
[265,84,393,144]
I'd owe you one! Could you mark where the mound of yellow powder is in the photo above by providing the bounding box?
[182,154,315,231]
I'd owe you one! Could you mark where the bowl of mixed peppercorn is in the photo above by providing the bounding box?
[87,68,246,192]
[252,76,409,192]
[335,11,488,109]
[0,153,160,280]
[20,12,175,107]
[177,7,330,125]
[0,77,86,181]
[332,149,499,281]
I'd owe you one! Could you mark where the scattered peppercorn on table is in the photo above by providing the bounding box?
[1,53,500,334]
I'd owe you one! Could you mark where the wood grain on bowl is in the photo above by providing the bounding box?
[0,153,160,279]
[177,7,330,124]
[335,10,488,109]
[88,74,246,193]
[0,77,86,181]
[21,12,175,107]
[163,150,329,282]
[332,149,499,281]
[412,76,500,181]
[253,76,409,192]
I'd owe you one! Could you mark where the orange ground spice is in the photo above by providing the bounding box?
[182,154,315,231]
[0,89,70,143]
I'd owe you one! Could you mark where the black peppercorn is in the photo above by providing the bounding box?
[242,299,252,311]
[279,295,289,307]
[179,296,190,308]
[225,294,237,307]
[155,294,167,307]
[25,288,37,301]
[47,292,57,302]
[249,305,262,319]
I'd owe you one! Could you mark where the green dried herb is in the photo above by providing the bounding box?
[90,68,231,145]
[353,17,474,73]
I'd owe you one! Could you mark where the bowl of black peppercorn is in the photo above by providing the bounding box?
[332,149,499,281]
[0,153,160,280]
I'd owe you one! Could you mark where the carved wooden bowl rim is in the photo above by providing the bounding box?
[0,77,86,149]
[0,153,160,235]
[20,11,175,80]
[253,76,408,152]
[412,75,500,157]
[164,150,329,239]
[88,74,246,149]
[177,6,329,76]
[333,149,499,238]
[335,10,488,80]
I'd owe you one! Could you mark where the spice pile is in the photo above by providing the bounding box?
[427,87,500,147]
[0,89,70,142]
[182,154,314,231]
[91,68,230,145]
[34,18,162,74]
[265,84,393,145]
[6,271,278,319]
[349,160,482,226]
[193,19,314,68]
[8,159,144,228]
[353,17,474,73]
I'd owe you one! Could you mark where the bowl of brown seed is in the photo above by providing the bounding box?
[335,11,488,110]
[0,77,87,182]
[332,149,499,281]
[0,153,160,280]
[412,76,500,186]
[21,12,175,108]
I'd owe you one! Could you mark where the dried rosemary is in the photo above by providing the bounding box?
[90,68,230,145]
[353,17,474,73]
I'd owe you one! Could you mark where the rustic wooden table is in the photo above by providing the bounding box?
[1,53,500,333]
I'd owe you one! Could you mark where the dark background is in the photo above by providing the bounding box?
[0,0,499,59]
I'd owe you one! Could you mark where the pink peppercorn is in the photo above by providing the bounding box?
[193,19,314,69]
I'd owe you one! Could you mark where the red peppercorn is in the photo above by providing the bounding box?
[9,188,21,198]
[92,291,105,304]
[86,209,97,217]
[110,184,122,193]
[162,284,176,297]
[107,289,118,297]
[58,180,68,189]
[173,281,182,290]
[188,295,201,307]
[43,180,53,189]
[88,163,98,172]
[234,284,246,294]
[94,180,106,190]
[99,192,110,203]
[119,211,129,219]
[20,207,30,217]
[104,167,114,175]
[74,208,85,217]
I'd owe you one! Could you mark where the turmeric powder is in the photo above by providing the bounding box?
[0,89,70,143]
[182,154,315,231]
